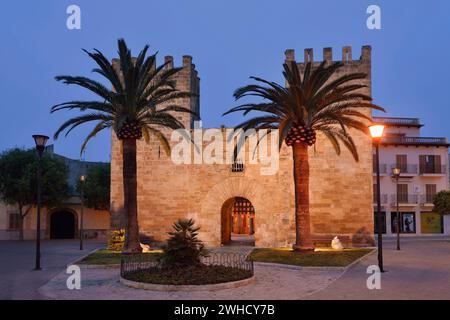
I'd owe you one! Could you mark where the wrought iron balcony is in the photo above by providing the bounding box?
[390,164,418,175]
[373,117,421,127]
[373,194,388,204]
[373,163,387,175]
[419,165,446,175]
[419,194,436,204]
[390,194,419,205]
[381,136,449,146]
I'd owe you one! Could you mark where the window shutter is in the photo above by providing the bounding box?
[397,184,408,202]
[396,155,407,172]
[419,155,426,173]
[434,155,441,173]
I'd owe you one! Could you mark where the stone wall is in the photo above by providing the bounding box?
[110,46,375,247]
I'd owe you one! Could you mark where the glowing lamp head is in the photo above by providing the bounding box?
[369,124,385,139]
[392,167,401,176]
[80,175,86,182]
[32,134,49,156]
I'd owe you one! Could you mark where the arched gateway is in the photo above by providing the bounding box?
[221,197,255,245]
[50,210,77,239]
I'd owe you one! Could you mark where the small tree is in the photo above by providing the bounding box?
[0,148,70,240]
[77,165,110,210]
[161,219,208,268]
[433,191,450,215]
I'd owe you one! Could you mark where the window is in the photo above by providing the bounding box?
[8,213,20,230]
[391,212,416,234]
[401,212,416,233]
[419,155,442,174]
[396,154,407,172]
[231,159,244,172]
[421,212,443,234]
[397,184,408,203]
[425,184,437,203]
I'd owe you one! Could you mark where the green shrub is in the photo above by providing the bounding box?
[160,219,208,268]
[108,229,125,251]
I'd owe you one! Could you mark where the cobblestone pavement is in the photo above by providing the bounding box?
[0,240,104,299]
[37,238,450,300]
[39,264,342,300]
[308,238,450,300]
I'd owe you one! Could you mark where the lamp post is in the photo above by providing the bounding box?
[369,124,385,273]
[79,174,86,250]
[392,167,401,251]
[32,134,49,271]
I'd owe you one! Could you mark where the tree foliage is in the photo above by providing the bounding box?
[77,165,110,210]
[0,148,70,239]
[0,148,70,209]
[224,60,385,160]
[161,219,208,268]
[433,190,450,215]
[51,38,196,155]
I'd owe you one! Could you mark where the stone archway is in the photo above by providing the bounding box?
[50,209,77,239]
[199,177,264,246]
[221,197,255,246]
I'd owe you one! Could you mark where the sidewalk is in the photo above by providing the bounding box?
[309,239,450,300]
[0,240,104,299]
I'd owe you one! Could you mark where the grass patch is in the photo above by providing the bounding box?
[78,249,162,265]
[250,248,373,267]
[123,265,253,285]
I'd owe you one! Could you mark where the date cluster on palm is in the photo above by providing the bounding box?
[285,125,316,147]
[117,121,143,140]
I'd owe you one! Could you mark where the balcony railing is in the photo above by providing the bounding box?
[382,136,449,146]
[390,194,419,205]
[390,164,418,175]
[373,164,387,175]
[373,117,421,126]
[419,165,446,175]
[419,194,436,204]
[373,194,388,204]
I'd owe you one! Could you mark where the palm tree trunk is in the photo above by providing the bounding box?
[122,138,142,253]
[292,143,314,251]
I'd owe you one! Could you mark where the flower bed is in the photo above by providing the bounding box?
[123,264,253,285]
[120,252,254,286]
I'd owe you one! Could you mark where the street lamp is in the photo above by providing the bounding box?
[392,167,401,251]
[369,124,385,273]
[79,174,86,250]
[32,134,49,271]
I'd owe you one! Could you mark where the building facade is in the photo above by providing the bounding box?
[373,117,450,236]
[0,146,110,240]
[110,46,377,248]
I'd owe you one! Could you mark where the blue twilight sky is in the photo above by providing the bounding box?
[0,0,449,162]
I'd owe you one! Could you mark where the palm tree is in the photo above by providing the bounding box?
[51,39,195,253]
[224,60,385,251]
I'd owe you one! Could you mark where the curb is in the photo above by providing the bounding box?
[78,263,121,269]
[66,247,102,267]
[253,262,346,271]
[119,275,256,292]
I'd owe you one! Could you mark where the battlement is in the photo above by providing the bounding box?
[112,53,200,129]
[162,54,197,71]
[284,45,371,65]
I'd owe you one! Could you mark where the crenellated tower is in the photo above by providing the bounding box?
[160,55,201,129]
[284,45,372,100]
[111,54,200,130]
